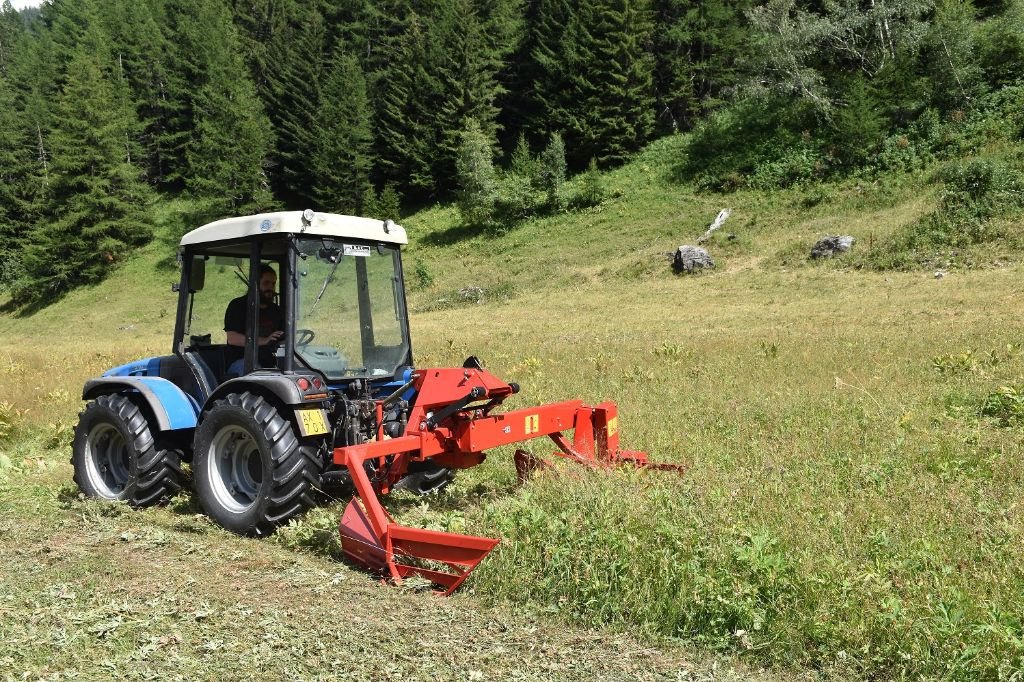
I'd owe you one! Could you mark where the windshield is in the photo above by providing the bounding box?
[295,238,410,380]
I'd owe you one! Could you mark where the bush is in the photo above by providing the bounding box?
[862,154,1024,269]
[570,158,607,209]
[981,384,1024,426]
[678,96,823,190]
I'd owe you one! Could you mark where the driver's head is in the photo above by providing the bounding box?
[259,264,277,305]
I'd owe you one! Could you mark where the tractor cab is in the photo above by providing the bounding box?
[172,210,413,402]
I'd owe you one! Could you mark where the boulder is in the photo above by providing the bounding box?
[810,235,855,259]
[457,286,485,303]
[672,245,715,274]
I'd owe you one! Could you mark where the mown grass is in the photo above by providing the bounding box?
[2,133,1024,679]
[1,460,742,681]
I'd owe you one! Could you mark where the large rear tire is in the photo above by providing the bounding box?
[193,392,322,536]
[72,394,183,506]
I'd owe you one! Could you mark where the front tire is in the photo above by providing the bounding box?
[72,394,183,506]
[193,392,322,536]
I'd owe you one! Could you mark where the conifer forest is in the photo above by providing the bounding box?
[0,0,1022,308]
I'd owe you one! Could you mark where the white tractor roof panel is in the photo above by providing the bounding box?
[179,211,408,247]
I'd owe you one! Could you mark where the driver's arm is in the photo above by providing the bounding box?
[226,329,282,347]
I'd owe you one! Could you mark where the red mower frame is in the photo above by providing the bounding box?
[334,366,683,593]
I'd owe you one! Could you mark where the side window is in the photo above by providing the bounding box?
[366,252,402,347]
[185,257,249,345]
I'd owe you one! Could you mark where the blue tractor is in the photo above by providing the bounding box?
[72,210,447,535]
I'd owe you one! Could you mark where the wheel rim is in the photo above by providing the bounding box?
[207,425,264,513]
[83,423,131,498]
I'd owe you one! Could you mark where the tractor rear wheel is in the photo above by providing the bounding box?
[72,394,183,506]
[193,392,322,536]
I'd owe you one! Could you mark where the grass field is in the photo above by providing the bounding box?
[2,135,1023,680]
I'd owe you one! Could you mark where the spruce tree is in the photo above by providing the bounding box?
[178,0,275,218]
[455,119,499,226]
[652,0,756,132]
[97,0,182,187]
[0,4,57,288]
[262,9,330,206]
[0,2,22,286]
[14,16,153,307]
[375,12,441,196]
[526,0,655,168]
[539,131,567,211]
[312,52,373,213]
[586,0,656,165]
[377,183,402,220]
[430,0,521,188]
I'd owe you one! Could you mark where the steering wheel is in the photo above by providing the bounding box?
[296,328,316,346]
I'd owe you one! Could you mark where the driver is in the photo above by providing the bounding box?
[224,263,284,377]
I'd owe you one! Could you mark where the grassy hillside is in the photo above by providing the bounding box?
[2,134,1023,679]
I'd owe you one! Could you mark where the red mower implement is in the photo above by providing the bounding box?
[335,365,680,593]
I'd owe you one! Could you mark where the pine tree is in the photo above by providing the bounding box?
[652,0,755,132]
[455,118,499,226]
[178,0,275,218]
[429,0,522,188]
[312,52,373,213]
[260,7,330,206]
[375,12,441,196]
[14,15,153,307]
[526,0,655,168]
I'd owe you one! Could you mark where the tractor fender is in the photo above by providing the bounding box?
[83,377,200,432]
[204,373,308,410]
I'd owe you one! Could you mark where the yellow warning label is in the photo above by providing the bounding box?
[525,414,540,434]
[607,416,618,437]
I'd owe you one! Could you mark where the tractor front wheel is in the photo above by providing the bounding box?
[72,394,183,506]
[193,392,322,536]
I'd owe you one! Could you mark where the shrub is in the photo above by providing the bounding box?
[496,173,539,224]
[570,158,607,209]
[981,385,1024,426]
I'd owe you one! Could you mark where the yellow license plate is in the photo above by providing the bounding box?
[296,409,330,437]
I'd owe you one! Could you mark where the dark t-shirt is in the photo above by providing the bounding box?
[224,295,284,368]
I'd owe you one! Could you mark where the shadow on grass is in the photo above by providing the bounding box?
[0,288,72,318]
[422,221,497,246]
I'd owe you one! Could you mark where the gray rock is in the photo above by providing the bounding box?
[457,286,485,303]
[672,245,715,274]
[810,235,855,259]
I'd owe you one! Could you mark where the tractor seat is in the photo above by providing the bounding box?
[183,345,228,398]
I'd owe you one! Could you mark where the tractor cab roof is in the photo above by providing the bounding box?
[179,211,408,248]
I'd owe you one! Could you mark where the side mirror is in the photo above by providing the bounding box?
[190,256,206,291]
